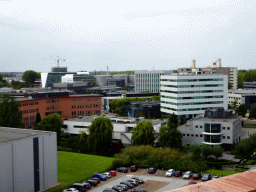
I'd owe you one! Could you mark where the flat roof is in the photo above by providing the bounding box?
[195,116,239,123]
[0,127,54,144]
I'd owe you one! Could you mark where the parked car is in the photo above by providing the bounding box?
[192,173,201,180]
[131,177,144,184]
[117,167,129,173]
[103,172,112,178]
[174,171,182,177]
[183,171,192,179]
[93,173,107,180]
[109,170,117,176]
[131,188,147,192]
[212,175,219,180]
[165,169,175,177]
[81,182,91,189]
[130,165,138,172]
[86,180,97,187]
[127,179,139,186]
[120,181,134,188]
[148,167,157,174]
[112,186,124,192]
[69,183,87,192]
[117,184,129,191]
[63,188,79,192]
[202,173,212,181]
[91,177,100,184]
[188,180,198,185]
[103,188,116,192]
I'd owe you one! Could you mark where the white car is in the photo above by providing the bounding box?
[165,169,175,177]
[212,175,219,180]
[103,172,112,178]
[63,188,79,192]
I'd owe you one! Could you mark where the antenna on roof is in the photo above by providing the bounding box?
[51,56,66,69]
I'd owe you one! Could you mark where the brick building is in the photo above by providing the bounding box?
[17,93,101,128]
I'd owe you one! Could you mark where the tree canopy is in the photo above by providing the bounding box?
[131,120,156,146]
[249,106,256,119]
[237,70,256,88]
[22,70,39,86]
[169,113,178,126]
[0,73,3,81]
[35,112,41,125]
[237,104,247,117]
[0,94,23,128]
[87,116,113,156]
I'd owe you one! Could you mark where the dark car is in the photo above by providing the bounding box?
[130,165,138,172]
[69,183,87,192]
[202,173,212,181]
[117,184,129,191]
[86,180,97,186]
[131,188,147,192]
[103,188,116,192]
[192,173,201,180]
[93,173,107,180]
[120,181,134,188]
[131,177,144,184]
[174,171,182,177]
[112,186,124,192]
[148,167,157,174]
[117,167,128,173]
[91,177,100,184]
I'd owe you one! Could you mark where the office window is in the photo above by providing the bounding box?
[222,127,225,130]
[200,134,203,137]
[227,127,230,130]
[200,126,203,128]
[195,125,198,128]
[223,136,225,139]
[187,134,190,136]
[183,134,185,136]
[227,136,230,139]
[196,134,198,137]
[191,134,194,137]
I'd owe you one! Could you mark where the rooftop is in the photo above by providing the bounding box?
[0,127,55,144]
[196,116,240,123]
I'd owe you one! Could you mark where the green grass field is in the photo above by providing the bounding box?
[243,122,256,128]
[203,169,241,177]
[45,151,115,192]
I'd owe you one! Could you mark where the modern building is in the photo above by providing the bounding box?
[243,81,256,89]
[178,59,237,89]
[61,72,94,84]
[178,108,242,149]
[107,79,125,87]
[62,116,166,145]
[228,89,256,110]
[160,73,228,119]
[17,91,101,128]
[135,70,173,92]
[95,75,134,87]
[0,127,57,192]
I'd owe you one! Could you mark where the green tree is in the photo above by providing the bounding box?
[34,113,62,143]
[79,132,88,153]
[131,120,156,146]
[231,98,239,114]
[158,120,183,149]
[0,73,3,81]
[190,143,202,161]
[87,116,113,156]
[237,104,247,117]
[35,111,41,125]
[212,145,223,160]
[22,70,38,87]
[202,144,212,159]
[169,113,178,126]
[249,106,256,119]
[0,94,23,128]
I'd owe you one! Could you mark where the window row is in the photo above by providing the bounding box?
[46,99,59,103]
[161,90,224,94]
[161,101,223,106]
[161,78,224,82]
[71,98,100,102]
[161,84,223,88]
[46,106,60,111]
[22,109,38,114]
[71,104,100,109]
[22,102,39,107]
[161,106,219,112]
[71,110,101,118]
[161,95,223,100]
[183,134,203,137]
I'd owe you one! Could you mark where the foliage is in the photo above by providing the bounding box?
[168,113,178,126]
[158,120,183,149]
[34,113,62,143]
[79,132,88,153]
[249,107,256,119]
[136,112,145,118]
[237,70,256,88]
[131,120,156,146]
[35,112,41,125]
[204,169,240,177]
[87,116,113,156]
[22,70,38,86]
[190,143,202,161]
[0,94,23,128]
[11,81,28,89]
[231,98,239,113]
[237,104,247,117]
[233,134,256,157]
[202,144,212,158]
[0,73,3,81]
[149,95,160,101]
[212,145,224,160]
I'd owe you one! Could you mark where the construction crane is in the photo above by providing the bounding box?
[51,56,66,68]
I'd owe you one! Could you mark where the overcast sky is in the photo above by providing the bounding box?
[1,0,256,72]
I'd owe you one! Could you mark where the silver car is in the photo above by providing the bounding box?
[63,188,79,192]
[183,171,192,179]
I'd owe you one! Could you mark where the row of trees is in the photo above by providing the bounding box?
[238,70,256,88]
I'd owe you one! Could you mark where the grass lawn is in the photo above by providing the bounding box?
[45,151,115,192]
[203,169,241,177]
[243,122,256,128]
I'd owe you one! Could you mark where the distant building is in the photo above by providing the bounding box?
[243,81,256,89]
[228,89,256,110]
[0,127,57,192]
[178,59,237,89]
[178,107,242,150]
[135,70,173,92]
[107,79,125,87]
[95,75,134,87]
[160,73,228,119]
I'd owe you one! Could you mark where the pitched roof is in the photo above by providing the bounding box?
[168,169,256,192]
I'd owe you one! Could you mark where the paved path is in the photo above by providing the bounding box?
[89,175,193,192]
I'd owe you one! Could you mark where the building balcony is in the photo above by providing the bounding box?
[202,141,222,145]
[203,138,221,143]
[202,132,223,135]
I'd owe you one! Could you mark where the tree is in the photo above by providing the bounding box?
[249,107,256,119]
[22,70,38,86]
[190,143,202,161]
[0,73,3,81]
[131,120,156,146]
[87,116,113,156]
[212,145,223,160]
[34,113,62,143]
[158,120,183,149]
[169,113,178,126]
[202,144,212,159]
[35,112,41,125]
[231,98,239,114]
[0,94,23,128]
[237,104,247,117]
[79,131,88,153]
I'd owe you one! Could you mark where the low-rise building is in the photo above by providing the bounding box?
[178,108,242,149]
[228,89,256,110]
[243,81,256,89]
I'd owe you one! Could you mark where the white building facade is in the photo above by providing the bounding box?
[160,73,228,119]
[135,70,173,93]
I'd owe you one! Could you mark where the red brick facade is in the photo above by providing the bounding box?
[18,95,101,128]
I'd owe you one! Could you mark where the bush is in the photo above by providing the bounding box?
[233,134,256,157]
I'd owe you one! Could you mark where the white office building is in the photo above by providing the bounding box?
[135,70,173,93]
[160,73,228,119]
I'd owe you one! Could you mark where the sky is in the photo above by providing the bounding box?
[1,0,256,72]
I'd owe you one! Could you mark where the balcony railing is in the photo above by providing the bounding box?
[204,138,221,143]
[204,128,221,133]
